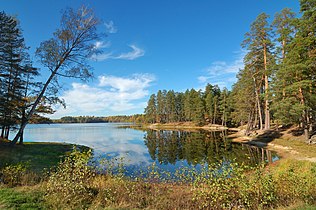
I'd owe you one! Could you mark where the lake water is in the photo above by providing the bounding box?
[10,123,277,173]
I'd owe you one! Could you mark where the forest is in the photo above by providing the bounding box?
[144,5,316,142]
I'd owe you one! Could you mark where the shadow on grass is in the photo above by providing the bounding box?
[288,127,305,136]
[0,142,85,172]
[251,129,283,145]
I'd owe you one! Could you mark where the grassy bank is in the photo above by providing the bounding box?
[0,148,315,209]
[0,142,80,172]
[1,128,316,209]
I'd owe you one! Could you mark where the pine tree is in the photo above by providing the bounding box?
[219,88,229,127]
[144,94,157,123]
[242,13,274,130]
[0,12,36,139]
[165,90,176,123]
[156,90,166,123]
[271,8,297,127]
[175,92,185,122]
[183,89,192,121]
[230,68,257,132]
[273,0,316,140]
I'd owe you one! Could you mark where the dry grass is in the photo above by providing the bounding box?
[1,157,315,209]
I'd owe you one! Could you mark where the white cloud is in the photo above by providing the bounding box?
[91,52,113,61]
[206,55,244,76]
[94,41,111,49]
[105,20,118,34]
[51,74,155,118]
[197,50,245,89]
[98,74,154,91]
[115,45,145,60]
[91,44,145,61]
[197,76,209,83]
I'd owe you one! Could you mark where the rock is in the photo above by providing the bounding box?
[309,134,316,144]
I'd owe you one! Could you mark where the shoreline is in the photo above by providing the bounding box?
[127,123,316,163]
[126,122,230,131]
[228,129,316,163]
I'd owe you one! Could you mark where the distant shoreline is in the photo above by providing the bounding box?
[121,122,234,131]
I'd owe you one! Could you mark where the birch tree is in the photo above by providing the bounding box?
[11,6,100,144]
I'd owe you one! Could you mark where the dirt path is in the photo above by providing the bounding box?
[229,131,316,163]
[266,142,316,162]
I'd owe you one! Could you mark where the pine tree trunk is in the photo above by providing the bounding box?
[298,86,310,141]
[282,39,286,99]
[253,77,263,130]
[263,44,270,130]
[213,100,217,124]
[1,126,4,138]
[245,111,254,136]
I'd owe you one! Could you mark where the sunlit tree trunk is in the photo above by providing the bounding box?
[263,44,270,130]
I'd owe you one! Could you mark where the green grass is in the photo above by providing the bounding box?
[0,187,45,209]
[278,203,316,210]
[0,142,86,172]
[273,137,316,158]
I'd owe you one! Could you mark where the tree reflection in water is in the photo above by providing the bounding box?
[144,130,277,167]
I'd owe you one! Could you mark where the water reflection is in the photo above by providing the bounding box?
[12,124,278,172]
[144,130,277,167]
[10,123,152,166]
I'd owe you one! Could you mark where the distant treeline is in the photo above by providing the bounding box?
[52,114,145,124]
[144,84,231,126]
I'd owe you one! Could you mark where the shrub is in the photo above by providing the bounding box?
[0,162,38,187]
[45,148,96,209]
[191,162,278,209]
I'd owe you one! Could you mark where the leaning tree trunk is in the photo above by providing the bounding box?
[10,69,58,145]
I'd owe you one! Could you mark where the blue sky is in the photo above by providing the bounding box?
[1,0,300,118]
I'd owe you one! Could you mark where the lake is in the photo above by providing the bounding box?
[10,123,278,173]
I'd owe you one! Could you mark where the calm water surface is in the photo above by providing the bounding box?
[11,123,277,172]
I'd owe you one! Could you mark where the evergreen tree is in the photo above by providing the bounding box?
[219,87,230,126]
[183,89,193,121]
[230,68,257,134]
[144,94,157,123]
[242,13,274,130]
[271,8,297,126]
[204,84,214,123]
[156,90,166,123]
[272,8,296,61]
[193,91,205,126]
[0,11,38,139]
[165,90,176,122]
[273,0,316,140]
[175,92,185,122]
